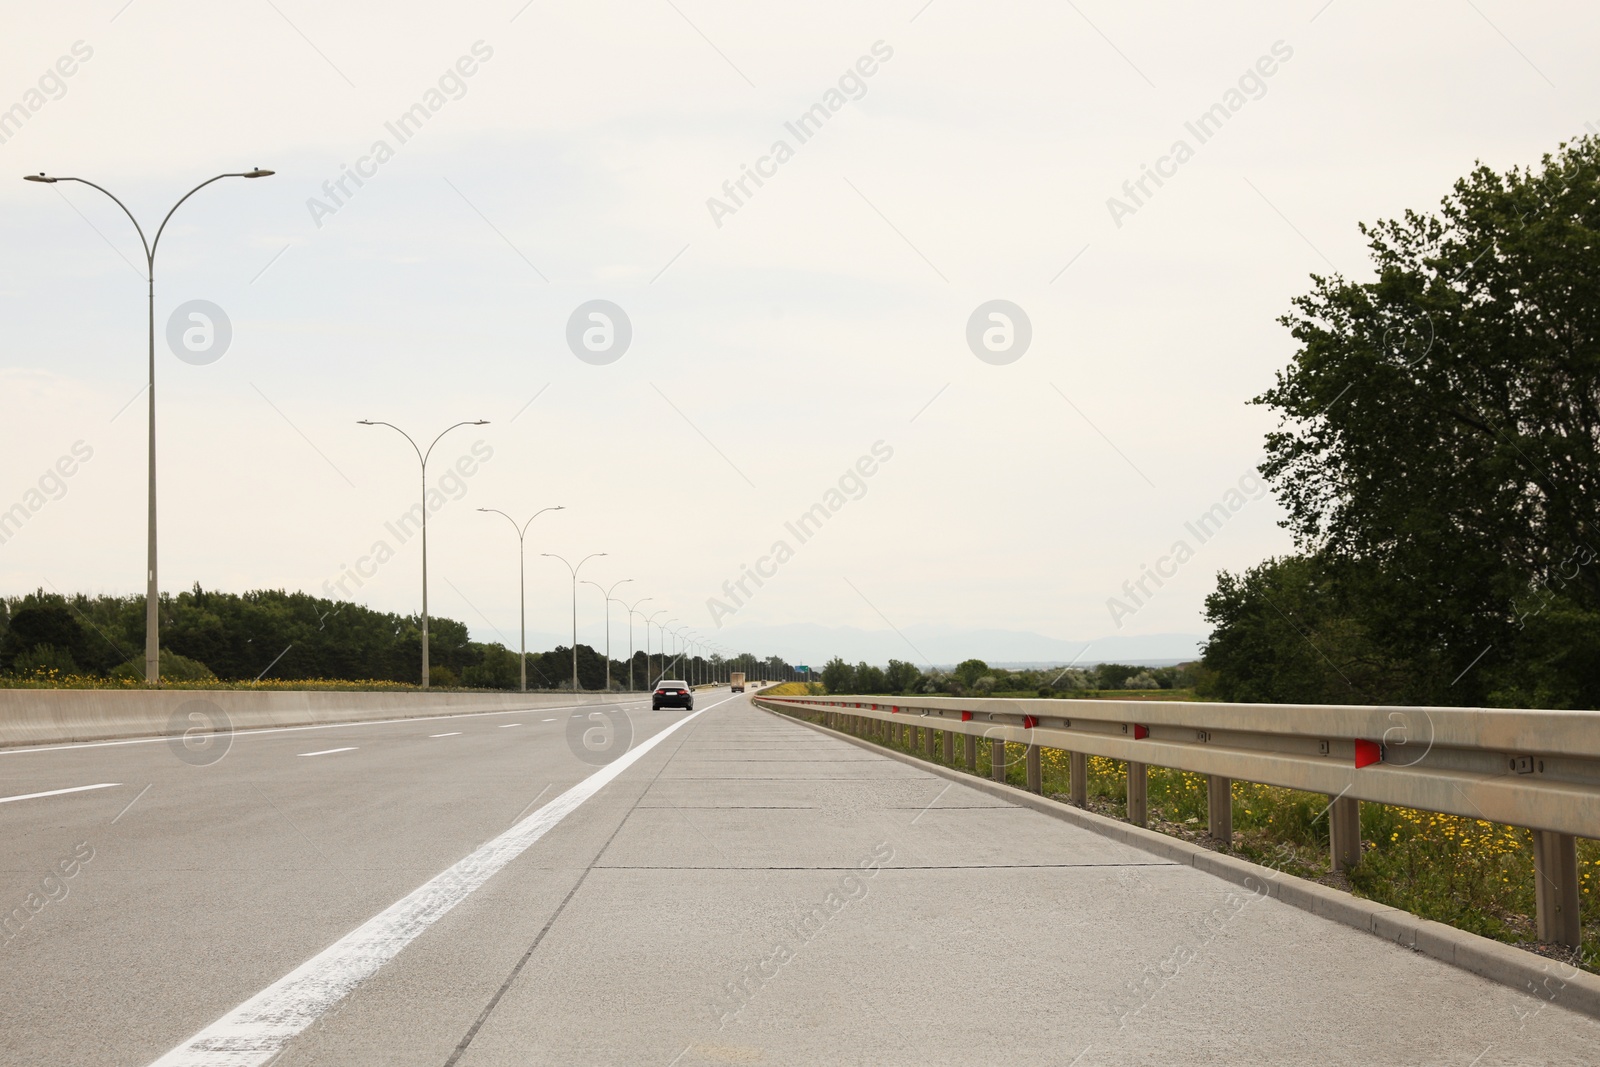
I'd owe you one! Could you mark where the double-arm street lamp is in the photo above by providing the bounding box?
[24,167,274,685]
[623,596,652,691]
[542,552,606,693]
[665,619,681,680]
[358,419,489,688]
[673,626,691,684]
[580,577,632,691]
[477,505,564,691]
[646,609,668,688]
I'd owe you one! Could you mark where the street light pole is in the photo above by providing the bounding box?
[24,167,274,685]
[543,552,606,693]
[477,505,564,691]
[646,609,668,688]
[624,596,653,691]
[358,419,490,688]
[581,577,632,692]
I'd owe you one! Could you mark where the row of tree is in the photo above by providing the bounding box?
[815,657,1201,697]
[1200,135,1600,709]
[0,587,794,690]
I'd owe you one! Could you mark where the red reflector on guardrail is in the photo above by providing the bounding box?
[961,711,972,722]
[1022,716,1038,729]
[1355,739,1383,768]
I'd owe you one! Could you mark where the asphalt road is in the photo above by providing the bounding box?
[2,689,1596,1066]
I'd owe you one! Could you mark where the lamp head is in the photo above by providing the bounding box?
[357,419,374,425]
[23,173,56,183]
[242,168,274,178]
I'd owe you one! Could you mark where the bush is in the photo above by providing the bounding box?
[110,649,217,683]
[9,644,80,676]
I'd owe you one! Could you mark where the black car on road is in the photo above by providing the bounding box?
[652,680,693,711]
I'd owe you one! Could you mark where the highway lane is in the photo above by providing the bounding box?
[5,688,1599,1065]
[0,689,699,1066]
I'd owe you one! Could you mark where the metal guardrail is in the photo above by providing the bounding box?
[755,692,1597,949]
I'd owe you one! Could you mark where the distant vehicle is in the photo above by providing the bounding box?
[652,680,693,711]
[730,672,745,693]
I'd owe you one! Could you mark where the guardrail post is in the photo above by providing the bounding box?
[1533,829,1582,948]
[1069,752,1087,806]
[1207,775,1233,845]
[991,739,1006,782]
[924,724,936,759]
[1025,743,1041,793]
[1328,795,1361,872]
[1127,761,1147,827]
[964,733,977,771]
[941,730,952,764]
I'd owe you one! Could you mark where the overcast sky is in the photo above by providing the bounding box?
[2,1,1595,665]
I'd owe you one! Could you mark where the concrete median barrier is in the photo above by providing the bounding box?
[0,689,639,748]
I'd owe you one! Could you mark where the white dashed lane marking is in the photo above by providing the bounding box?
[0,782,121,805]
[298,748,356,758]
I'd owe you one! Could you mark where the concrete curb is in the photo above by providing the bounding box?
[0,689,640,749]
[760,701,1600,1022]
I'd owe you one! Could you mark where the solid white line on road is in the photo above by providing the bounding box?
[0,782,121,805]
[147,693,734,1067]
[429,732,462,738]
[297,748,356,757]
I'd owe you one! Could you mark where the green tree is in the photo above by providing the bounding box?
[854,663,887,692]
[884,659,921,693]
[0,601,88,671]
[952,658,989,688]
[1253,136,1600,702]
[820,657,854,694]
[1093,663,1140,690]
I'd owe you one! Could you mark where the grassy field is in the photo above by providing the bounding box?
[759,681,822,696]
[773,704,1599,974]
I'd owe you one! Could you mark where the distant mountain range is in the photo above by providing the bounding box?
[707,622,1205,669]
